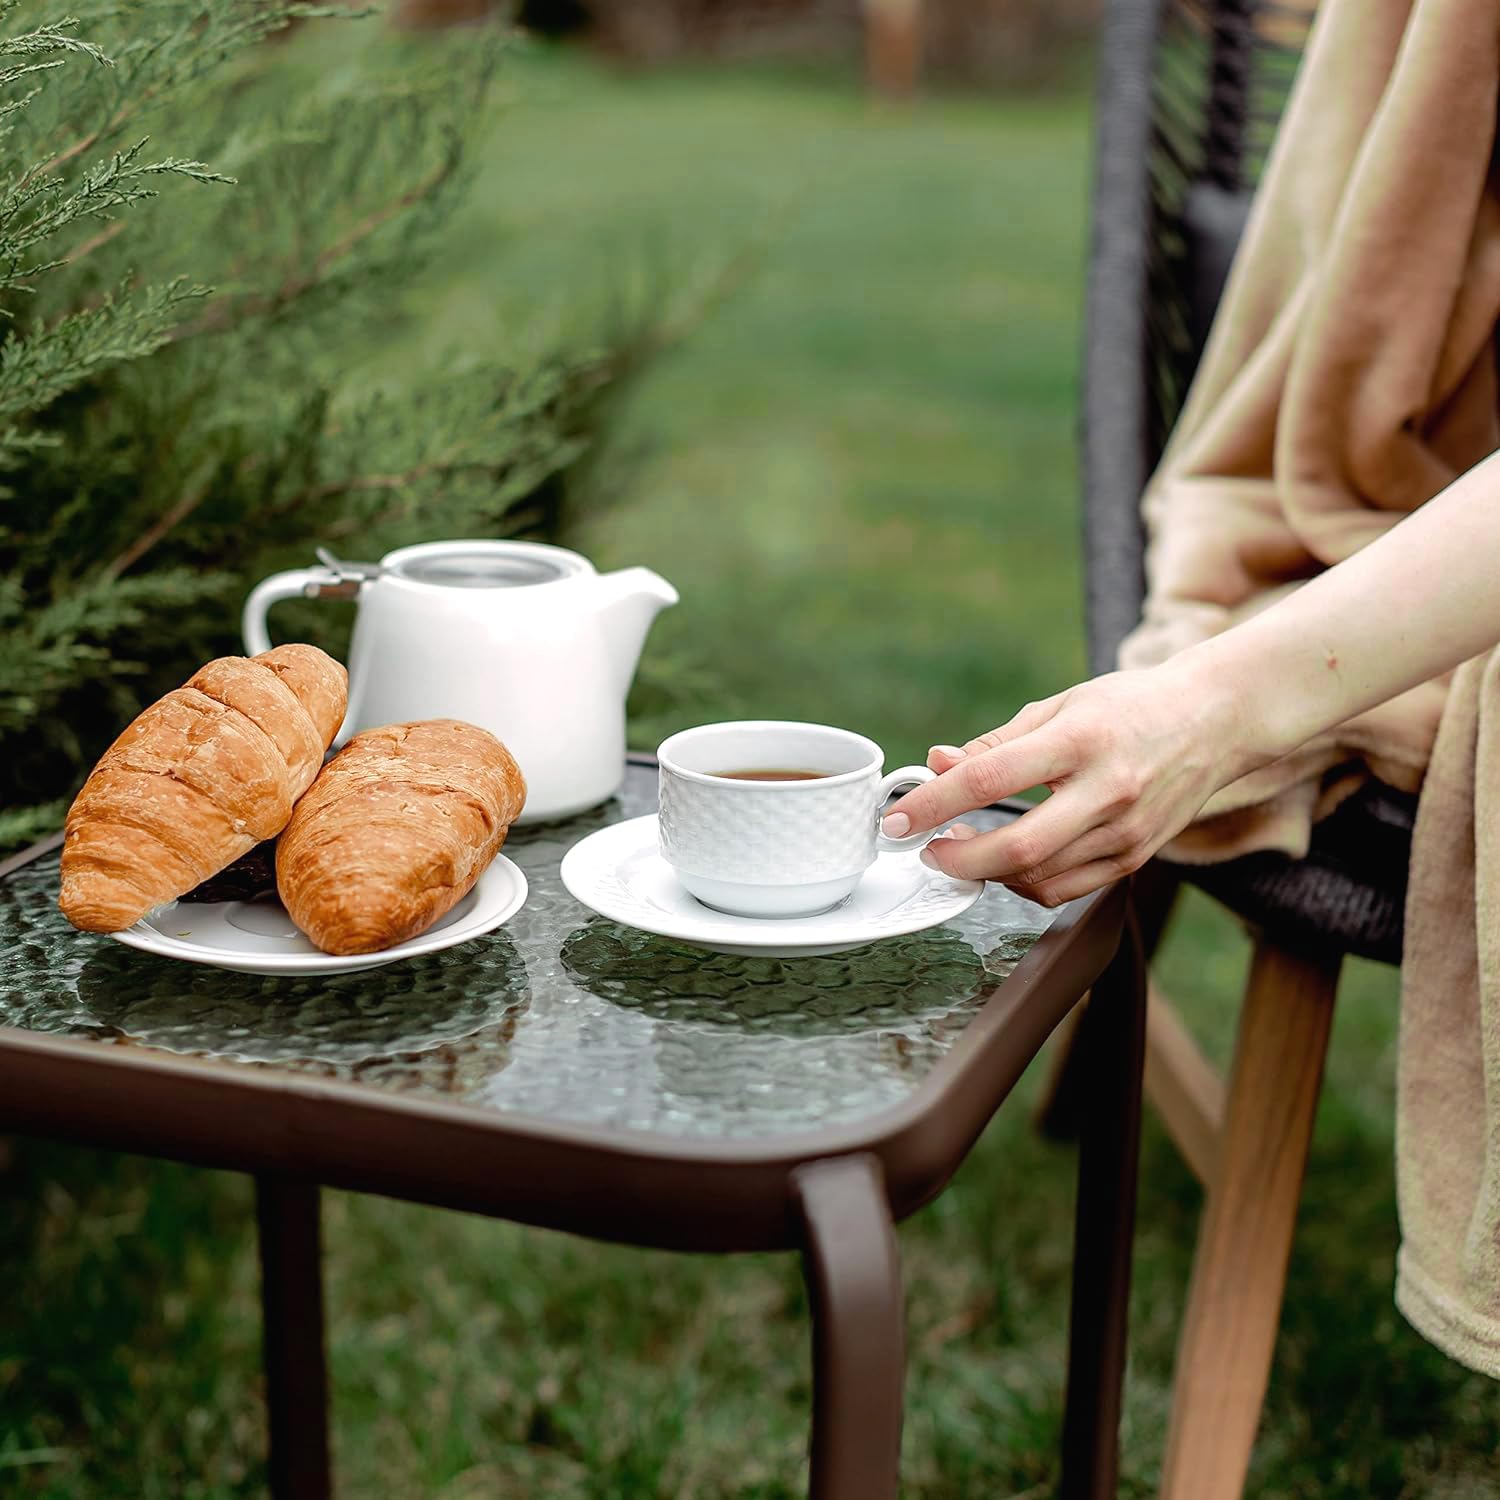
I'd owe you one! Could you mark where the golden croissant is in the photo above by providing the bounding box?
[276,718,526,955]
[59,644,347,932]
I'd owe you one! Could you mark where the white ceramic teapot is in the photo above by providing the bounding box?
[243,540,677,824]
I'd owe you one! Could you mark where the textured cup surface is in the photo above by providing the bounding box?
[658,722,899,917]
[659,771,883,883]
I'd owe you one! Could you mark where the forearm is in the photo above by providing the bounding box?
[1177,448,1500,769]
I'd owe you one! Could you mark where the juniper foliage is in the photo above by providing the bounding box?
[0,3,660,847]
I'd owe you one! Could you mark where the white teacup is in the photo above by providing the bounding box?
[656,720,938,918]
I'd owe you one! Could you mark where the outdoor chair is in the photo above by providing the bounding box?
[1040,1,1418,1496]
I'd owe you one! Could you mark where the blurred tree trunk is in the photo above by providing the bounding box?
[862,0,922,99]
[922,0,1101,84]
[509,1,1105,83]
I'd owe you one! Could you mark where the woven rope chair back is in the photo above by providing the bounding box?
[1082,0,1317,675]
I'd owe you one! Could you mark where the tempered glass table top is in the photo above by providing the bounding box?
[0,763,1054,1142]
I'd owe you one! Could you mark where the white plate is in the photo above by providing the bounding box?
[109,856,528,976]
[560,814,983,958]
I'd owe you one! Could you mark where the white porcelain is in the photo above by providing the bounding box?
[561,815,981,957]
[656,720,938,918]
[110,856,528,975]
[242,540,677,824]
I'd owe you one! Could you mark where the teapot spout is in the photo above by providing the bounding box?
[594,566,678,697]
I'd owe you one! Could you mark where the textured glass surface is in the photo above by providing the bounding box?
[0,767,1053,1139]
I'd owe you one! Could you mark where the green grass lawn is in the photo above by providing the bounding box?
[4,43,1499,1500]
[379,46,1090,764]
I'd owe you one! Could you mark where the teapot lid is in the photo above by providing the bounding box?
[382,540,592,590]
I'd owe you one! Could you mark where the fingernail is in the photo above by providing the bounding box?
[932,744,966,759]
[882,812,911,838]
[946,822,977,840]
[920,846,941,870]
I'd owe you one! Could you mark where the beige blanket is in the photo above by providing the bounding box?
[1118,0,1500,1377]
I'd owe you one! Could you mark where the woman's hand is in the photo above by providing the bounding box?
[881,657,1266,907]
[880,447,1500,908]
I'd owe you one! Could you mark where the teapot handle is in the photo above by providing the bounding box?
[242,568,355,655]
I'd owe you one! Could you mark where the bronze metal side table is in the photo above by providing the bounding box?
[0,757,1145,1499]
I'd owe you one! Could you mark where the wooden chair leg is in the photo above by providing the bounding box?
[1159,936,1341,1500]
[1035,862,1181,1138]
[1034,1003,1089,1139]
[1143,982,1225,1186]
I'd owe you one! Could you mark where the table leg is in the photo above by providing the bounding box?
[792,1153,904,1500]
[1058,911,1147,1500]
[255,1175,332,1500]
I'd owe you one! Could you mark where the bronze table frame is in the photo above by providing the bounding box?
[0,761,1145,1500]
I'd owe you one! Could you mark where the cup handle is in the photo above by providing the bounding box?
[875,765,937,853]
[242,568,349,655]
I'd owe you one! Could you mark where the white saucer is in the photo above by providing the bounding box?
[109,856,528,975]
[560,814,983,958]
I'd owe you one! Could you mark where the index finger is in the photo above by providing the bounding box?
[885,734,1067,835]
